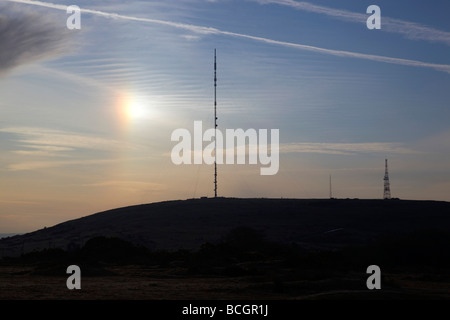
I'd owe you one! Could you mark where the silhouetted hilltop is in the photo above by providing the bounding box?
[1,198,450,257]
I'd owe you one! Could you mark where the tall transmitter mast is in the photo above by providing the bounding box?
[383,159,391,200]
[214,49,218,198]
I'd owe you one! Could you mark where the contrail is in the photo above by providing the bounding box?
[6,0,450,74]
[253,0,450,46]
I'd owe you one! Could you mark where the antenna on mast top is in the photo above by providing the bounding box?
[214,49,218,198]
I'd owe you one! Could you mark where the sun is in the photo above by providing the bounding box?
[126,97,151,121]
[116,92,161,129]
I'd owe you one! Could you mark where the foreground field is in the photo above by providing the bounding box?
[1,264,449,300]
[1,229,449,300]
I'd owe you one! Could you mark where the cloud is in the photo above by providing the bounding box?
[252,0,450,46]
[219,31,450,74]
[0,126,164,171]
[0,126,137,170]
[12,150,70,157]
[6,158,121,171]
[0,3,72,75]
[0,126,130,151]
[6,0,450,74]
[279,142,421,155]
[181,34,202,41]
[254,0,364,21]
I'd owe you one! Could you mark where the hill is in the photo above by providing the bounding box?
[1,198,450,258]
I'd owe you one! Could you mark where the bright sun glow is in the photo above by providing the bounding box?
[116,92,162,128]
[126,97,151,120]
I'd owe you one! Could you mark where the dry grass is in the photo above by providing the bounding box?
[1,265,449,300]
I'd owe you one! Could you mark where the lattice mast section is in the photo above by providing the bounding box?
[214,49,218,198]
[383,159,391,200]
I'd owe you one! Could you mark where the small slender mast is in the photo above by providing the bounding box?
[329,174,332,199]
[214,49,218,198]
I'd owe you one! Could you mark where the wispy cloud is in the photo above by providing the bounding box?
[6,158,123,171]
[252,0,450,46]
[280,142,421,155]
[253,0,365,21]
[0,3,72,74]
[12,150,70,157]
[5,0,450,74]
[0,126,136,170]
[164,141,419,158]
[0,127,130,152]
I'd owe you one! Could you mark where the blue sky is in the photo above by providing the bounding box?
[1,0,450,232]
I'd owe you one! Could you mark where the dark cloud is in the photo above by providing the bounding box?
[0,4,71,74]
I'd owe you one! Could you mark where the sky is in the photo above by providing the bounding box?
[1,0,450,233]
